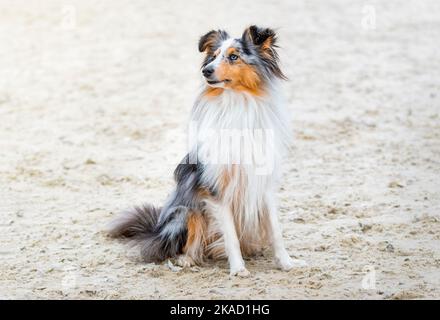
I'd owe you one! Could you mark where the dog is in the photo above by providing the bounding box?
[109,25,307,276]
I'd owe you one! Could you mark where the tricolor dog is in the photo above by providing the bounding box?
[109,26,307,276]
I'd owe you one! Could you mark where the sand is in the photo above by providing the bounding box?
[0,0,439,299]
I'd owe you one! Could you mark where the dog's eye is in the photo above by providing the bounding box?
[229,54,238,61]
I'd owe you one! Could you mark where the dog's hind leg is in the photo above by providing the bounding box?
[175,211,207,267]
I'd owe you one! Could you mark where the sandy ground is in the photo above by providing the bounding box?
[0,0,439,299]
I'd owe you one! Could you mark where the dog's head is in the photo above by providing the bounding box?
[198,26,286,95]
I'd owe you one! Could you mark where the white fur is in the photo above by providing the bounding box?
[189,78,305,274]
[203,38,235,88]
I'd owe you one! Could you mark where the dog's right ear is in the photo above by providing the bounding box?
[198,30,229,53]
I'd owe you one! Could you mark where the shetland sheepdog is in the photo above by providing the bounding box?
[109,25,307,276]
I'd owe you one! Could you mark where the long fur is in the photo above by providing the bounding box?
[109,204,189,262]
[109,26,292,269]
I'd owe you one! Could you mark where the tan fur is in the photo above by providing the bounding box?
[215,56,263,96]
[204,87,224,97]
[183,210,207,263]
[261,36,273,50]
[197,166,270,260]
[226,47,238,56]
[201,36,221,55]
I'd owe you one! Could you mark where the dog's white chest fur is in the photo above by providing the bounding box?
[190,85,291,236]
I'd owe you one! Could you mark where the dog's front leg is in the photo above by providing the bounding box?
[219,203,250,277]
[266,195,308,271]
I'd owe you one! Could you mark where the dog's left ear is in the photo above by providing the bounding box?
[241,25,277,51]
[242,25,286,80]
[199,29,230,53]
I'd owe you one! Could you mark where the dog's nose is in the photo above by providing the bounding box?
[202,67,214,77]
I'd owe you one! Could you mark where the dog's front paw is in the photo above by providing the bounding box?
[229,267,251,278]
[277,256,308,271]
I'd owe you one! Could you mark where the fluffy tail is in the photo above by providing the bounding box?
[108,204,190,262]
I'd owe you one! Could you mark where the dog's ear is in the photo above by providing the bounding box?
[241,25,277,51]
[242,25,286,80]
[198,30,229,53]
